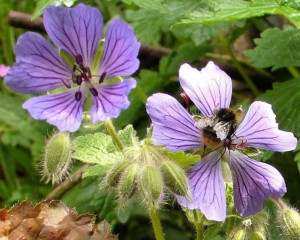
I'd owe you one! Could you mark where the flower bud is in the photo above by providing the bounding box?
[278,207,300,240]
[118,163,139,203]
[249,231,267,240]
[161,160,190,200]
[105,159,132,187]
[42,132,72,184]
[139,165,163,209]
[228,228,247,240]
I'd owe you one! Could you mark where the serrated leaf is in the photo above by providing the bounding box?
[172,21,243,46]
[32,0,76,19]
[162,150,200,167]
[131,0,168,13]
[258,78,300,137]
[175,0,300,28]
[126,0,203,44]
[245,26,300,70]
[117,125,138,147]
[72,133,121,164]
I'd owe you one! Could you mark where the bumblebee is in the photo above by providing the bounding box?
[195,108,243,149]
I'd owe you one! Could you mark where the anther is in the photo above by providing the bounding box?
[99,72,106,83]
[72,64,77,72]
[89,88,98,96]
[61,79,71,88]
[75,91,82,101]
[75,54,83,65]
[76,75,83,85]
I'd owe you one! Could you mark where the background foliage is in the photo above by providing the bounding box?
[1,0,300,239]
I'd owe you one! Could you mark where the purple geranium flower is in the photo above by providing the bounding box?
[146,61,297,221]
[5,4,140,132]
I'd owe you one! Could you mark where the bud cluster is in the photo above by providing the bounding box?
[228,211,269,240]
[103,140,190,210]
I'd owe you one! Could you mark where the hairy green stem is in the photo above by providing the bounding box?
[217,34,260,96]
[105,119,124,150]
[193,210,204,240]
[149,209,165,240]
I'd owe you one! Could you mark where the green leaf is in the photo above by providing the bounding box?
[172,22,243,46]
[32,0,76,19]
[162,150,200,167]
[245,26,300,70]
[117,125,138,147]
[258,78,300,136]
[174,0,300,28]
[126,0,203,44]
[130,0,168,13]
[72,133,121,164]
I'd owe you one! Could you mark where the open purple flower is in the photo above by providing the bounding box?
[5,4,140,132]
[146,61,297,221]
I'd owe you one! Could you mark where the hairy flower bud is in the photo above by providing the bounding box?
[161,160,190,200]
[42,132,72,184]
[249,231,267,240]
[105,160,132,187]
[278,207,300,240]
[118,163,139,203]
[139,165,163,209]
[228,228,247,240]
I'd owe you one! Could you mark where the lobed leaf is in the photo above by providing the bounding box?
[258,78,300,137]
[175,0,300,28]
[72,133,121,164]
[245,26,300,70]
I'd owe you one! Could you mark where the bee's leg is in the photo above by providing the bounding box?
[201,145,207,157]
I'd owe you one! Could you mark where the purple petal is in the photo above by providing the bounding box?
[5,32,71,94]
[146,93,203,152]
[177,151,226,221]
[98,18,140,79]
[23,89,86,132]
[91,78,136,123]
[179,62,232,116]
[44,4,103,66]
[229,151,286,217]
[233,101,297,152]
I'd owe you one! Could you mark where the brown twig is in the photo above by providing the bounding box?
[6,10,171,58]
[45,164,90,200]
[7,11,45,32]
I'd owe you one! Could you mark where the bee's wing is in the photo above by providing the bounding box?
[195,115,218,128]
[213,121,231,141]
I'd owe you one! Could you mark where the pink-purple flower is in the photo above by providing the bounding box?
[5,4,140,132]
[146,61,297,221]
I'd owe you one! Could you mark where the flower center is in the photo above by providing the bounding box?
[70,54,100,101]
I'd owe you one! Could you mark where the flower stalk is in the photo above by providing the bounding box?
[149,209,165,240]
[105,119,124,150]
